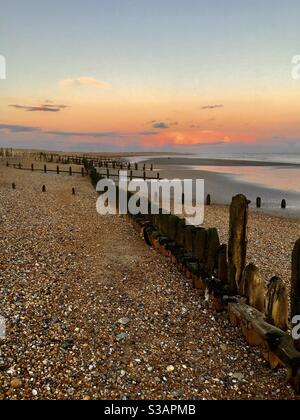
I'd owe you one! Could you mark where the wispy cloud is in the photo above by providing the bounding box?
[0,124,41,133]
[44,130,122,138]
[138,131,160,136]
[202,104,224,110]
[10,104,68,112]
[152,122,169,129]
[60,77,111,89]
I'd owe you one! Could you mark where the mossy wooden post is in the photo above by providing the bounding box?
[175,219,186,248]
[228,194,249,294]
[217,244,228,283]
[167,215,179,241]
[266,276,288,331]
[240,264,265,312]
[184,225,196,254]
[291,239,300,320]
[205,228,220,274]
[193,228,207,263]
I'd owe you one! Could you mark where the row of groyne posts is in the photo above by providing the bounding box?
[4,152,160,181]
[84,159,300,394]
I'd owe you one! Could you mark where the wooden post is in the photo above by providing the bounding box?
[291,238,300,320]
[150,164,153,171]
[135,163,138,171]
[42,185,46,192]
[72,188,76,195]
[18,163,22,169]
[57,166,60,175]
[69,167,72,176]
[240,263,265,312]
[12,182,16,190]
[266,276,288,331]
[228,194,249,294]
[6,161,9,167]
[130,170,133,181]
[206,194,211,206]
[256,197,261,208]
[31,163,34,171]
[44,164,47,173]
[205,228,220,274]
[107,169,110,178]
[217,244,228,283]
[81,167,85,177]
[144,171,146,181]
[281,199,287,209]
[193,228,207,263]
[157,172,160,180]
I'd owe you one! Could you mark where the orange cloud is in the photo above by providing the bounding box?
[60,77,111,89]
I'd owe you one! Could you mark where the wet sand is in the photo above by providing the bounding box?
[143,158,300,218]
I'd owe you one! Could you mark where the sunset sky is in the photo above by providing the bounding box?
[1,0,300,152]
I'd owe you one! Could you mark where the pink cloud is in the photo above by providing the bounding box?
[60,77,110,89]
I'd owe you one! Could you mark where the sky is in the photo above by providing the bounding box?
[1,0,300,153]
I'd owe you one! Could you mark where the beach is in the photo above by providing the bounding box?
[143,157,300,218]
[0,159,298,400]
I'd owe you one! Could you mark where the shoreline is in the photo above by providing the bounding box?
[141,158,300,219]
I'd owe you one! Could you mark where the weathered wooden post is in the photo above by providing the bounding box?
[291,239,300,320]
[205,228,220,273]
[130,170,133,181]
[217,244,228,283]
[266,276,288,331]
[193,228,207,263]
[42,185,46,193]
[81,167,85,177]
[31,163,34,171]
[69,166,72,176]
[240,263,265,312]
[228,194,249,294]
[157,172,160,180]
[57,166,60,175]
[107,169,110,179]
[206,194,211,206]
[281,199,287,209]
[135,163,138,171]
[72,187,76,195]
[12,182,16,190]
[256,197,261,208]
[44,164,47,173]
[144,171,146,181]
